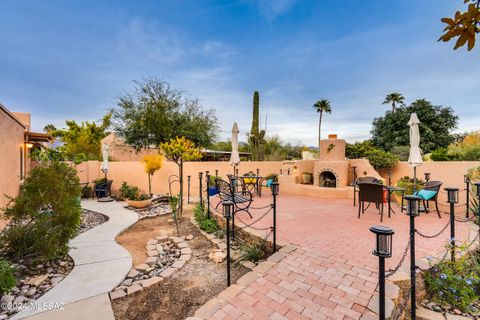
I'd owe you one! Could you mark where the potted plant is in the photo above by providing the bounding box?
[243,171,257,184]
[126,191,152,208]
[208,175,220,196]
[302,172,313,184]
[119,182,152,208]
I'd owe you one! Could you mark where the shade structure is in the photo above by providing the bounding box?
[101,143,109,173]
[407,113,423,168]
[230,123,241,167]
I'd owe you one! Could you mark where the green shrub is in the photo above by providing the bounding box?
[0,161,81,262]
[0,259,16,294]
[425,250,480,312]
[208,175,221,187]
[346,140,398,169]
[395,176,425,195]
[214,230,225,239]
[193,204,219,233]
[119,182,139,200]
[239,242,264,263]
[119,182,149,200]
[391,146,410,161]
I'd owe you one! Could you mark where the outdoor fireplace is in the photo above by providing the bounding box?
[318,170,337,188]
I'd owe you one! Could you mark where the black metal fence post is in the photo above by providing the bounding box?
[445,187,459,262]
[465,175,470,218]
[206,172,211,219]
[370,226,394,320]
[271,182,279,253]
[187,175,191,204]
[199,172,203,206]
[222,202,233,287]
[404,195,421,320]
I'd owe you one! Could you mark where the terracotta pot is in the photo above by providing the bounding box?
[302,173,312,184]
[126,199,152,208]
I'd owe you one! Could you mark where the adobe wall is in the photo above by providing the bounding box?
[388,161,480,214]
[0,108,26,216]
[79,160,284,196]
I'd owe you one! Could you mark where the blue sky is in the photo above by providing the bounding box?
[1,0,479,146]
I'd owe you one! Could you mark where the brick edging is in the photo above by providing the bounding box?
[188,244,297,320]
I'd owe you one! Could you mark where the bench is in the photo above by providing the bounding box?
[215,178,253,217]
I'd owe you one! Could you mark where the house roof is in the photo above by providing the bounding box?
[0,103,26,128]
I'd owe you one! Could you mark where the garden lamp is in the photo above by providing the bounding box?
[424,172,430,182]
[370,225,394,320]
[445,187,459,204]
[404,195,421,216]
[386,169,392,186]
[370,225,394,258]
[222,201,234,219]
[270,182,279,196]
[464,175,470,184]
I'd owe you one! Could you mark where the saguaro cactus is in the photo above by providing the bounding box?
[249,91,266,161]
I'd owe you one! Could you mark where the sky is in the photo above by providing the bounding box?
[1,0,479,146]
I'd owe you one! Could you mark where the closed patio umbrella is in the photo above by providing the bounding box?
[99,143,113,201]
[408,113,423,192]
[230,123,241,176]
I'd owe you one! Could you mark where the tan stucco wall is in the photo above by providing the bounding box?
[79,160,284,196]
[387,161,480,214]
[0,109,26,215]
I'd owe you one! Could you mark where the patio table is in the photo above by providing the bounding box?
[386,186,405,218]
[239,175,266,197]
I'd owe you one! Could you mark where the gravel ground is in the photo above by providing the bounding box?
[78,209,109,234]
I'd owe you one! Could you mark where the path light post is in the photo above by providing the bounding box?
[206,172,211,219]
[370,225,394,320]
[222,201,234,287]
[404,194,421,320]
[215,169,218,177]
[229,177,238,239]
[475,182,480,245]
[187,175,191,204]
[464,175,470,218]
[445,187,459,262]
[387,168,393,186]
[424,172,430,183]
[271,182,279,253]
[199,172,203,206]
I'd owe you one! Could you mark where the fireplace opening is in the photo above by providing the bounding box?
[319,171,337,188]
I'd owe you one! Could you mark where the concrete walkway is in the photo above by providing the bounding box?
[13,200,138,320]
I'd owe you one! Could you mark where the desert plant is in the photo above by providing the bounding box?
[0,161,81,262]
[396,176,425,195]
[239,242,264,263]
[313,99,332,155]
[0,259,16,294]
[119,182,139,200]
[248,91,266,161]
[199,219,219,233]
[142,154,164,195]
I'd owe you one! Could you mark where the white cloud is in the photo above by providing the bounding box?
[255,0,298,22]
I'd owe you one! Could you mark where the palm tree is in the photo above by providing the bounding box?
[382,92,405,112]
[313,99,332,151]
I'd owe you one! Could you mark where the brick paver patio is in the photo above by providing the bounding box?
[209,195,472,320]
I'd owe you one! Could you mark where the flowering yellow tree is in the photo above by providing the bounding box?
[160,137,202,216]
[142,154,164,195]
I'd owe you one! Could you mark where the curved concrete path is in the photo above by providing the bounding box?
[13,200,138,320]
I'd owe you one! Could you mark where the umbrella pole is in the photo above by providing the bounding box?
[413,167,417,194]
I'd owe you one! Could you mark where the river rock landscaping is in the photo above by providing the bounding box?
[77,209,109,234]
[111,207,249,320]
[0,208,109,320]
[110,235,192,299]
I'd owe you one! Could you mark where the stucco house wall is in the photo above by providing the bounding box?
[0,105,27,217]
